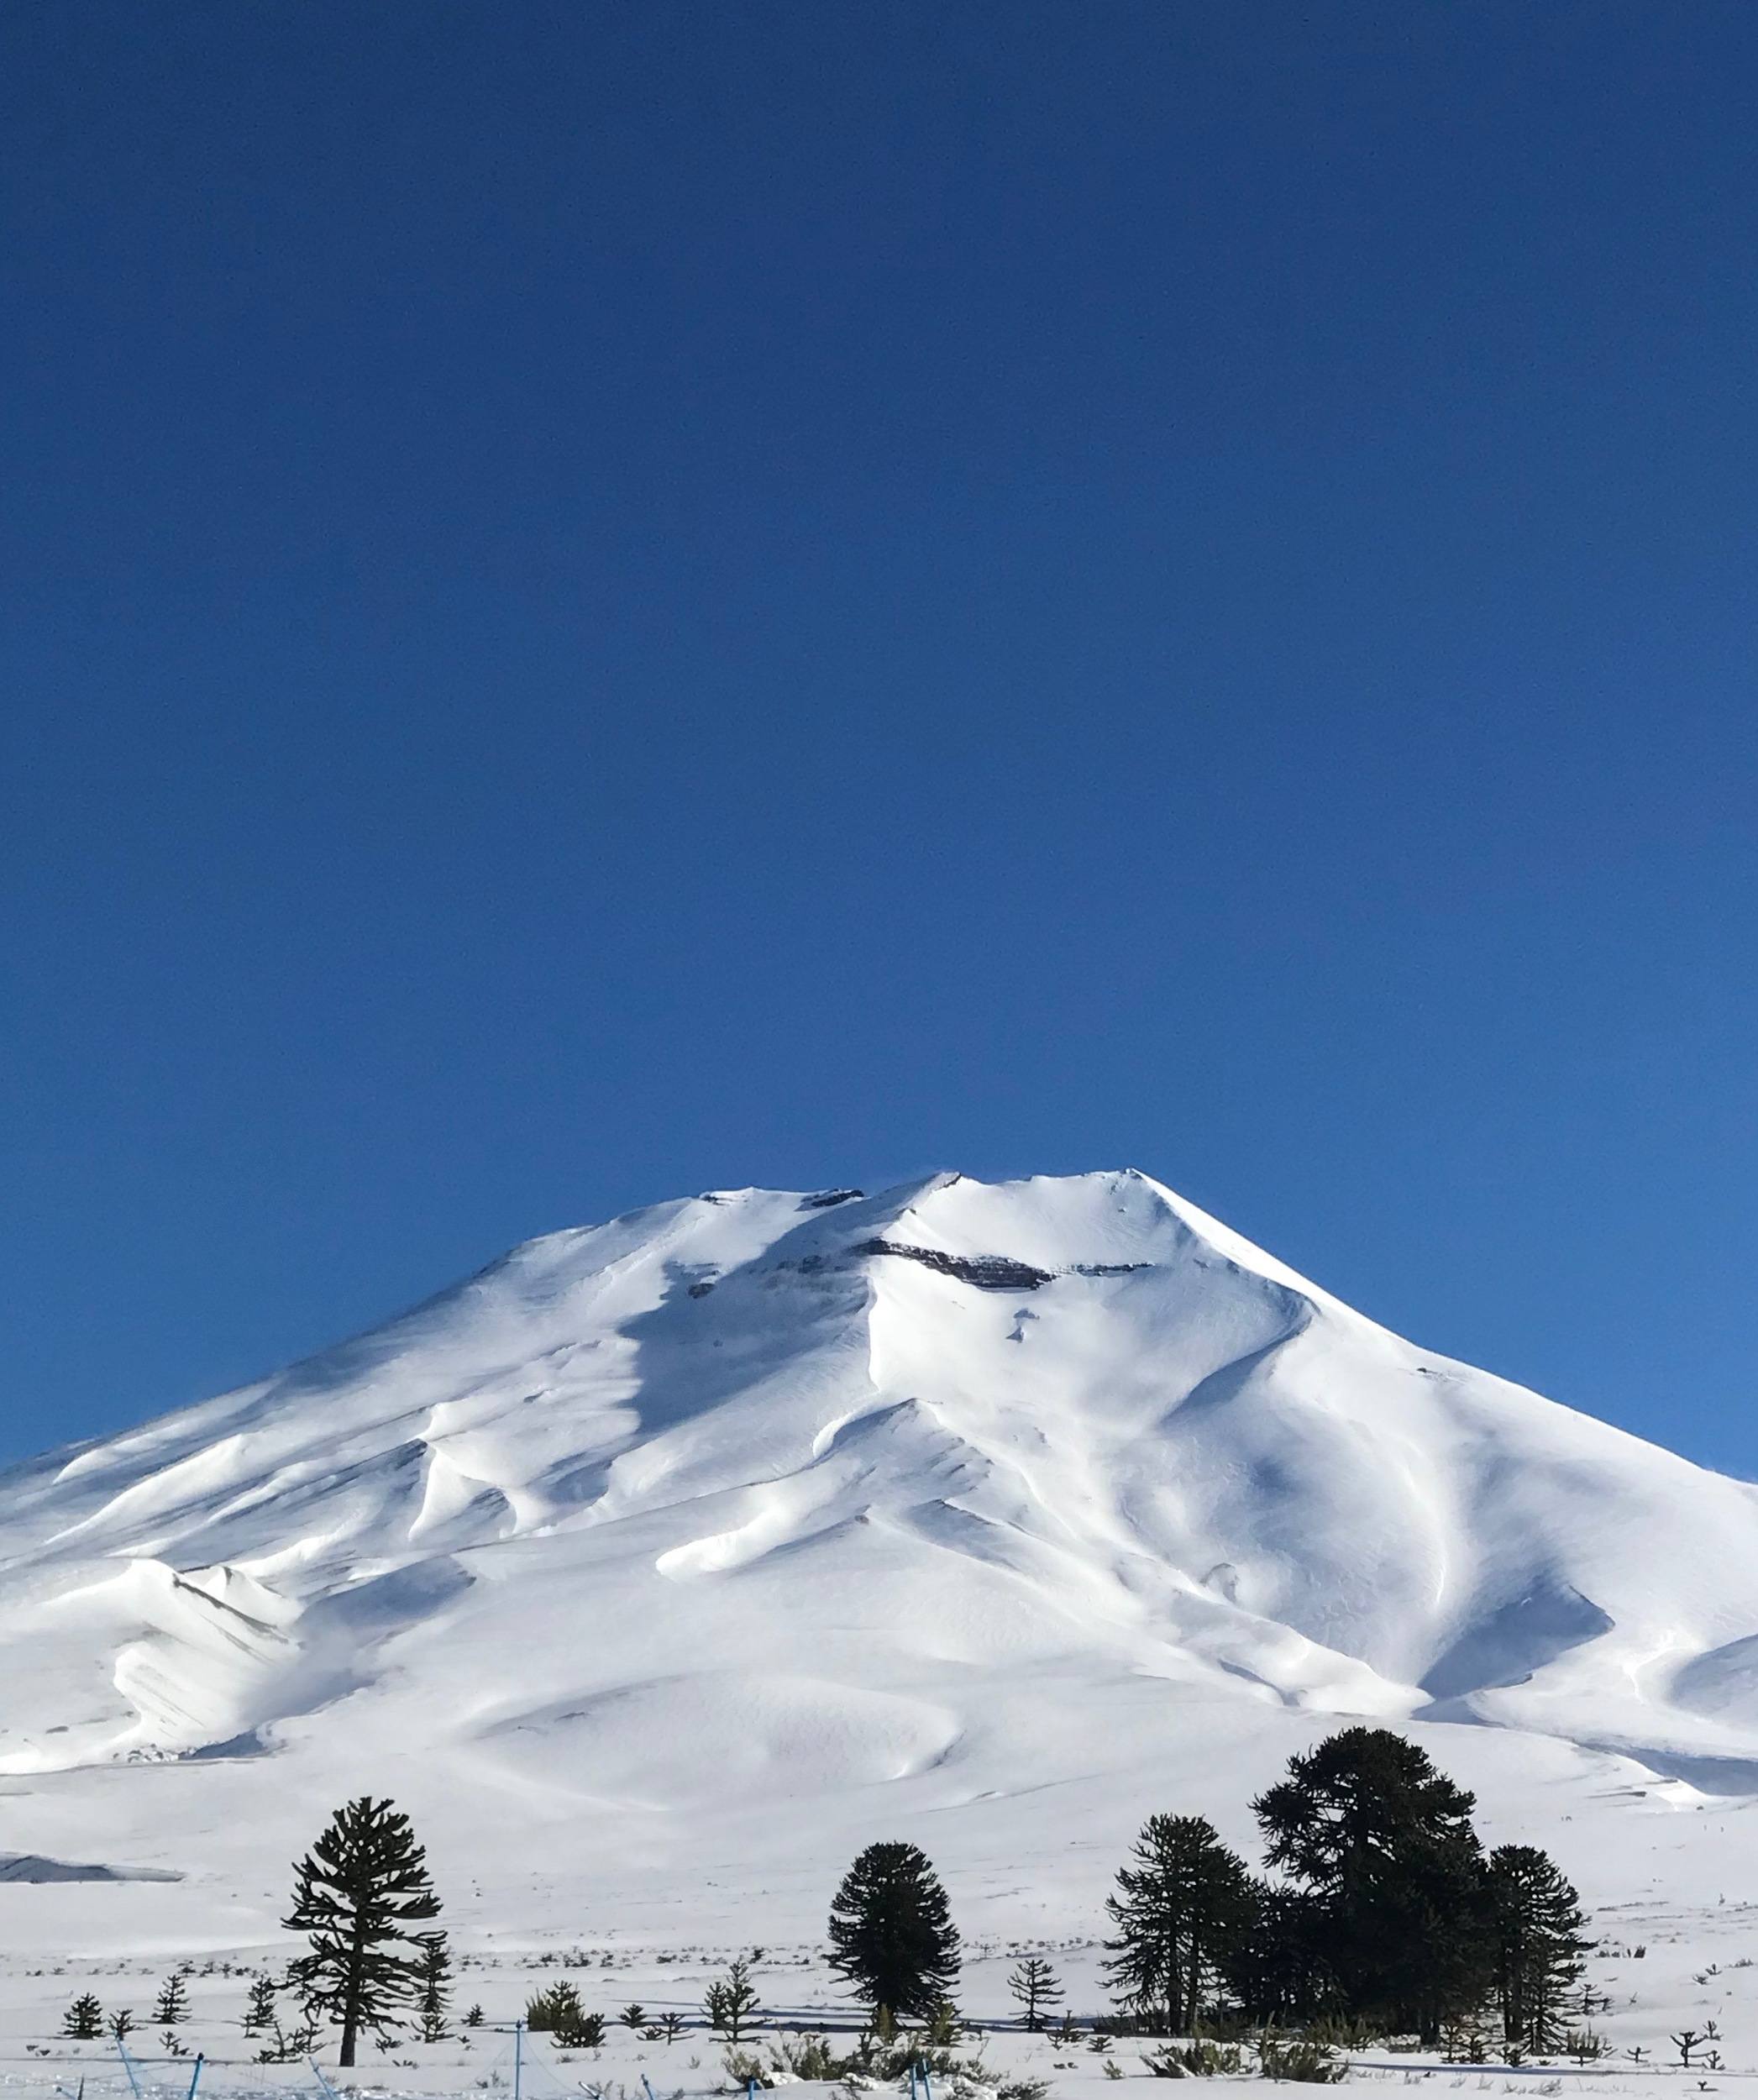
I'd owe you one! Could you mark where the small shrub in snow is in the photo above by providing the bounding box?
[1255,2038,1344,2083]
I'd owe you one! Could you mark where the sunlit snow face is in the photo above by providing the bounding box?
[0,1169,1753,1961]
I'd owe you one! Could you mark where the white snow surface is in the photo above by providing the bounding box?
[6,1167,1758,2000]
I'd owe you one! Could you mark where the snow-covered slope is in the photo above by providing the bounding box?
[3,1168,1757,1948]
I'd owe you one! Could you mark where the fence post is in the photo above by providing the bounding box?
[116,2040,144,2100]
[514,2019,524,2100]
[186,2054,205,2100]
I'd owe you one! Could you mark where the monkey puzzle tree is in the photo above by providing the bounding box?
[827,1840,960,2029]
[61,1994,103,2040]
[1253,1726,1492,2043]
[1104,1814,1253,2033]
[1487,1845,1587,2055]
[284,1795,441,2066]
[1007,1955,1064,2030]
[415,1932,453,2043]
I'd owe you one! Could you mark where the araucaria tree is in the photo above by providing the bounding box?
[827,1841,960,2029]
[1105,1814,1252,2033]
[416,1933,453,2043]
[1488,1845,1587,2055]
[1253,1726,1492,2042]
[704,1955,761,2041]
[62,1993,104,2040]
[243,1975,278,2037]
[1007,1956,1064,2031]
[283,1795,442,2066]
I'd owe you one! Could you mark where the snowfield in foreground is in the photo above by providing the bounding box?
[3,1168,1758,2079]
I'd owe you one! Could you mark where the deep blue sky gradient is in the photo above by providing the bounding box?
[4,3,1756,1468]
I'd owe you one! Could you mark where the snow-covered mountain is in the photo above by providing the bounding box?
[3,1168,1757,1945]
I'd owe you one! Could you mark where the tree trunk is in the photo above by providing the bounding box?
[340,1917,368,2066]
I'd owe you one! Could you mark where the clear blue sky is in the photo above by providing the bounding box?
[3,3,1755,1473]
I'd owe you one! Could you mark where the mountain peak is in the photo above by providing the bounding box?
[3,1169,1757,1882]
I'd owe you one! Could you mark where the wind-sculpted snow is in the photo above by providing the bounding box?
[4,1168,1758,1935]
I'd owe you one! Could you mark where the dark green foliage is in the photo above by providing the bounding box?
[1255,2037,1346,2082]
[108,2008,136,2041]
[416,1933,453,2043]
[464,2003,484,2028]
[62,1993,104,2040]
[283,1795,442,2066]
[923,1999,962,2046]
[154,1971,190,2028]
[621,2003,647,2029]
[768,2034,844,2078]
[1487,1845,1587,2056]
[1253,1727,1492,2041]
[827,1841,961,2027]
[1007,1956,1063,2030]
[1104,1814,1252,2033]
[1220,1881,1331,2026]
[527,1982,603,2048]
[704,1955,761,2040]
[526,1982,585,2031]
[1143,2040,1243,2076]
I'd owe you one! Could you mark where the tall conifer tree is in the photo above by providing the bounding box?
[284,1796,441,2066]
[1487,1845,1587,2055]
[1253,1727,1492,2042]
[1104,1814,1252,2033]
[827,1841,960,2028]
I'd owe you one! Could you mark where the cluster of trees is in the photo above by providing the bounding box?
[60,1970,195,2048]
[817,1730,1587,2058]
[57,1734,1586,2066]
[1105,1727,1587,2051]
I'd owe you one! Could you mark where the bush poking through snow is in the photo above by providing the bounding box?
[527,1983,606,2050]
[1255,2037,1345,2082]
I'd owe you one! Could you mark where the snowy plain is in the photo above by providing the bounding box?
[4,1171,1758,2099]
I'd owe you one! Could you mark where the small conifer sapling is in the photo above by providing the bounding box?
[62,1994,104,2041]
